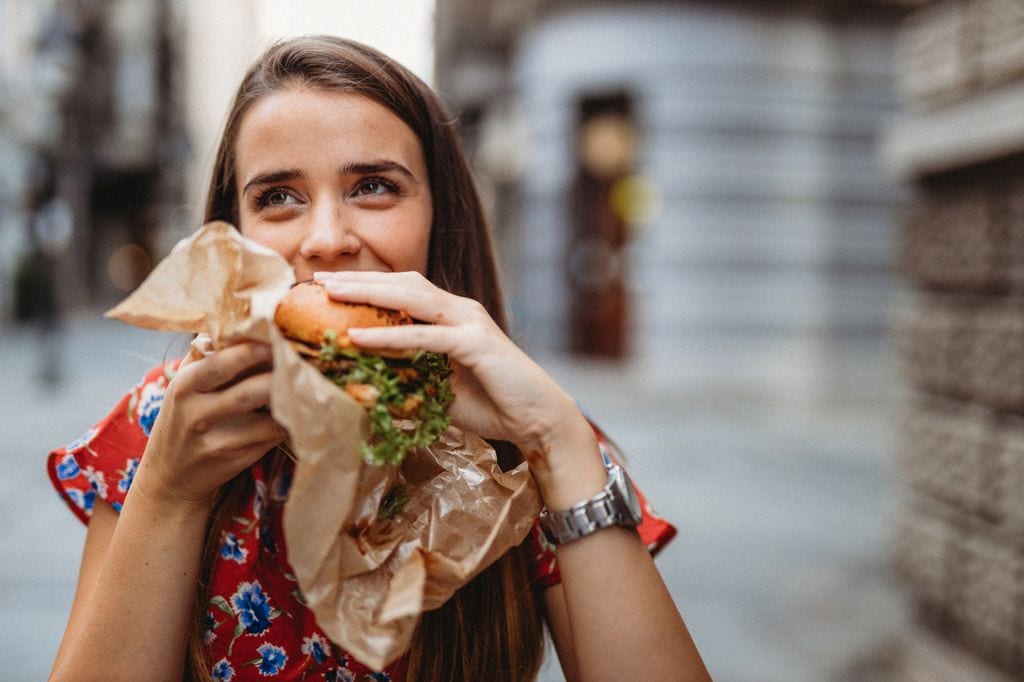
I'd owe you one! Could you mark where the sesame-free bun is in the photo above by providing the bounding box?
[274,281,413,350]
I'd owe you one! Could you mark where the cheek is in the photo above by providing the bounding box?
[370,204,432,273]
[406,232,431,274]
[400,214,432,274]
[369,226,430,273]
[238,221,298,259]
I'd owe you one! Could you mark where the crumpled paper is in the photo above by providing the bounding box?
[107,221,542,670]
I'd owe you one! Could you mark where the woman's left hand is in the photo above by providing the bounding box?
[313,271,604,495]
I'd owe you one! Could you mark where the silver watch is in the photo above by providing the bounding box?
[539,463,643,545]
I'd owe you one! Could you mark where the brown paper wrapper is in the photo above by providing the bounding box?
[106,221,542,670]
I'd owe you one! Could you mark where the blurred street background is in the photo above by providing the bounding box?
[4,0,1024,681]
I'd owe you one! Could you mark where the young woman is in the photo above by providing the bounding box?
[47,36,710,681]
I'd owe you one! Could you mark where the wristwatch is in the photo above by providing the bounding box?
[539,463,643,545]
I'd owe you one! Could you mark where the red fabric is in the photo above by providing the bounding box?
[48,362,676,679]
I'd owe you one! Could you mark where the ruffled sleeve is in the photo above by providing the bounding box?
[47,362,176,523]
[529,423,677,588]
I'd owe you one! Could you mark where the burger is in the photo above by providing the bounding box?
[274,281,453,467]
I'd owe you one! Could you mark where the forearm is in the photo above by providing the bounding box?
[51,343,281,680]
[51,480,211,681]
[554,527,710,681]
[532,419,710,681]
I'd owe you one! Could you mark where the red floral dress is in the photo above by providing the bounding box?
[48,362,675,680]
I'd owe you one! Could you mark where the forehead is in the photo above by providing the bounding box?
[234,88,426,176]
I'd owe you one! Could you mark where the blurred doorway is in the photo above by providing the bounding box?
[568,92,635,358]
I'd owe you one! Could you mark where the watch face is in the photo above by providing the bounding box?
[611,465,643,525]
[623,474,642,524]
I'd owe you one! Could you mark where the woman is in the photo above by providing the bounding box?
[48,36,710,681]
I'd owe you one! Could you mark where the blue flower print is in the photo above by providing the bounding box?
[323,669,355,682]
[252,642,287,676]
[55,453,81,480]
[82,465,108,498]
[63,427,98,454]
[230,581,273,635]
[211,658,235,681]
[368,673,391,681]
[66,487,95,513]
[135,381,166,436]
[117,458,139,493]
[220,532,248,564]
[301,633,331,665]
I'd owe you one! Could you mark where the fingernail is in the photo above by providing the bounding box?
[323,282,355,296]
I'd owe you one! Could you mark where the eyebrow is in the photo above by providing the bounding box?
[241,160,418,197]
[340,160,417,182]
[241,169,304,197]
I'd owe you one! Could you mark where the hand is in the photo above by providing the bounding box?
[312,271,607,499]
[131,342,286,511]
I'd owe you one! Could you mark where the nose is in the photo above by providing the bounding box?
[299,200,361,264]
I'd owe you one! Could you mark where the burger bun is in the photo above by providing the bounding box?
[274,281,413,353]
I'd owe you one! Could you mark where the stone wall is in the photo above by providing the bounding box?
[887,0,1024,677]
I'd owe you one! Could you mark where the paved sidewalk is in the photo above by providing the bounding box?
[534,349,910,682]
[0,311,909,681]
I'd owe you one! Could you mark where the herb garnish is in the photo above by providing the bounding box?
[318,329,453,466]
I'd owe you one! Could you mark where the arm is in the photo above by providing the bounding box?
[315,271,711,681]
[51,343,285,680]
[537,420,711,681]
[51,493,210,681]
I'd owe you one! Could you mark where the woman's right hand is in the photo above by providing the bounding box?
[131,341,286,510]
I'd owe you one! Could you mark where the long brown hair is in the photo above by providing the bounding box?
[187,36,545,681]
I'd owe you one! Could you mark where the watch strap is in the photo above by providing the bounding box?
[539,463,640,545]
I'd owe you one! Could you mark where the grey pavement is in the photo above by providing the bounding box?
[1,311,909,681]
[533,345,911,682]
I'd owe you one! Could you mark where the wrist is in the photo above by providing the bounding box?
[539,462,643,545]
[129,461,217,519]
[522,413,608,511]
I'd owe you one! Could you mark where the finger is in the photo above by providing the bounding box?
[204,412,287,460]
[186,343,273,393]
[314,271,480,326]
[314,271,434,310]
[347,322,487,359]
[200,371,274,423]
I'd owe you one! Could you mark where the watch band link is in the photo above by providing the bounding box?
[542,490,623,543]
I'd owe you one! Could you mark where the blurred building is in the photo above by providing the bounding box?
[0,1,442,327]
[886,0,1024,679]
[0,0,189,320]
[435,0,910,404]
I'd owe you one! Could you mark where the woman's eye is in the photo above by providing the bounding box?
[255,188,296,208]
[354,178,398,197]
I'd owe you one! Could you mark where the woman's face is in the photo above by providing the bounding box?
[234,88,432,281]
